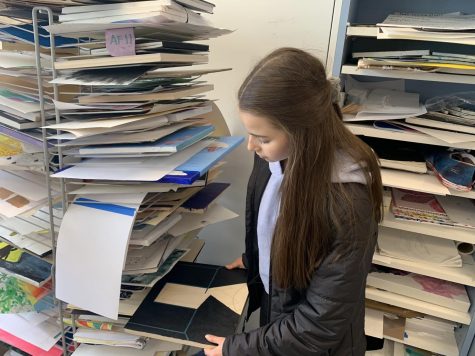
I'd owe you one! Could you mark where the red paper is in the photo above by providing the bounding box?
[0,328,63,356]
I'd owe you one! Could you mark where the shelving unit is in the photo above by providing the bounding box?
[341,64,475,85]
[333,0,475,354]
[380,198,475,245]
[380,169,475,199]
[347,123,475,150]
[372,252,475,288]
[20,2,239,355]
[366,287,471,325]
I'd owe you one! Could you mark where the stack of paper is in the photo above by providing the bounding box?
[356,56,475,76]
[46,4,247,342]
[0,22,79,134]
[0,203,62,257]
[405,99,475,141]
[73,328,147,349]
[368,266,470,312]
[0,169,61,257]
[406,113,475,136]
[57,182,238,320]
[376,13,475,46]
[349,13,475,77]
[342,77,426,121]
[359,136,428,174]
[72,337,182,355]
[377,226,462,268]
[402,316,459,355]
[354,49,475,76]
[0,309,63,354]
[390,188,475,229]
[0,170,59,219]
[0,240,53,286]
[390,188,450,225]
[45,0,229,38]
[0,39,63,356]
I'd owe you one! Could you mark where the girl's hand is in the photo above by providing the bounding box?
[226,256,244,269]
[204,335,225,356]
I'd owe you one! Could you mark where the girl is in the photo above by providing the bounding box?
[205,48,383,356]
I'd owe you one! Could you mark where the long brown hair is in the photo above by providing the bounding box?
[238,48,383,290]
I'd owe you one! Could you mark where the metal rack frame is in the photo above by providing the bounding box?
[32,6,74,355]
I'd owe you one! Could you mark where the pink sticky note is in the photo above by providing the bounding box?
[105,27,136,57]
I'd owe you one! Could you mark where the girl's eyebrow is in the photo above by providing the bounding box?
[248,132,269,139]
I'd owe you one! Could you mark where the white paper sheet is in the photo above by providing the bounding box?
[53,101,141,111]
[51,140,210,181]
[56,193,145,319]
[124,234,184,273]
[378,226,461,267]
[57,121,193,147]
[436,195,475,229]
[345,76,405,92]
[73,328,145,346]
[0,312,61,351]
[0,170,48,201]
[381,169,450,196]
[45,116,156,130]
[364,308,384,338]
[130,213,182,246]
[72,338,181,355]
[378,13,475,31]
[344,105,427,122]
[69,183,180,195]
[366,287,470,324]
[403,317,459,356]
[400,123,475,144]
[48,116,171,139]
[367,270,470,312]
[168,204,238,236]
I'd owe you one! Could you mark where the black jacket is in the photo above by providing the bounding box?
[223,154,378,355]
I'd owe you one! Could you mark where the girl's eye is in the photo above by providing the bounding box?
[259,139,270,144]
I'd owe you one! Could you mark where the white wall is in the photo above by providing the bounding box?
[196,0,336,265]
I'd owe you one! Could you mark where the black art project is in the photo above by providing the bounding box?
[125,262,248,348]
